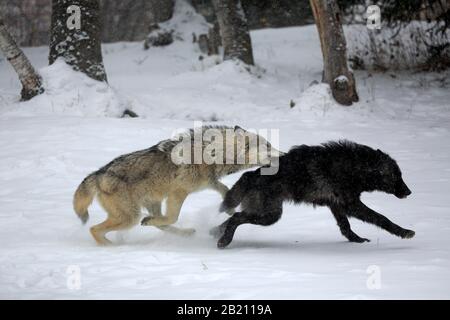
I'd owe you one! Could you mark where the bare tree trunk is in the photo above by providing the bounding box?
[310,0,358,106]
[99,0,174,43]
[212,0,254,65]
[0,17,44,101]
[49,0,107,82]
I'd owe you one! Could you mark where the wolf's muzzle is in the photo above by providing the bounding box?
[395,182,412,199]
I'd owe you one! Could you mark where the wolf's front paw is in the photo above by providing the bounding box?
[217,234,233,249]
[141,216,154,226]
[349,236,370,243]
[400,229,415,239]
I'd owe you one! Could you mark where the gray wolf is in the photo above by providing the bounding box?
[212,140,415,248]
[73,125,281,245]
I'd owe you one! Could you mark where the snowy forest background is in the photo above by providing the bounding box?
[0,0,449,299]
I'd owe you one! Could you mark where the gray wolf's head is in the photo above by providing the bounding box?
[231,126,283,168]
[168,125,283,173]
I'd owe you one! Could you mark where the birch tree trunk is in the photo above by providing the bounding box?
[309,0,359,106]
[212,0,254,65]
[0,17,44,101]
[49,0,107,82]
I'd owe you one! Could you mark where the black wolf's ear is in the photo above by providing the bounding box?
[376,149,390,161]
[234,125,243,131]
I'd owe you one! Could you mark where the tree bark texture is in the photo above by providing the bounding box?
[310,0,359,106]
[49,0,107,82]
[212,0,254,65]
[0,17,44,100]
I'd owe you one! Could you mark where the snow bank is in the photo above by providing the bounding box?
[130,59,270,121]
[0,0,211,119]
[0,59,126,117]
[292,83,337,114]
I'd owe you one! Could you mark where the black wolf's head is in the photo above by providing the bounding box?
[374,150,411,199]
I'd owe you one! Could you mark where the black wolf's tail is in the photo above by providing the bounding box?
[219,171,255,213]
[73,173,97,224]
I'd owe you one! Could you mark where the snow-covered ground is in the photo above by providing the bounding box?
[1,1,450,299]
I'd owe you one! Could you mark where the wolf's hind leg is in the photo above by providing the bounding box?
[90,219,119,245]
[217,208,283,248]
[91,193,140,245]
[143,200,195,236]
[349,201,415,239]
[330,205,370,243]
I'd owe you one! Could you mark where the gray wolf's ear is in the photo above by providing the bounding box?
[234,125,243,131]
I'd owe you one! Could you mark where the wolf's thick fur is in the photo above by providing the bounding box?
[213,140,415,248]
[73,125,280,245]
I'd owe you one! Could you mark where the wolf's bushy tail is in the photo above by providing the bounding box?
[73,173,97,224]
[219,171,255,213]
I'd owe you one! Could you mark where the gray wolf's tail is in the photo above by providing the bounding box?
[73,173,97,224]
[219,171,254,213]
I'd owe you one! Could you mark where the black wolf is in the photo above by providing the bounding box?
[212,140,415,248]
